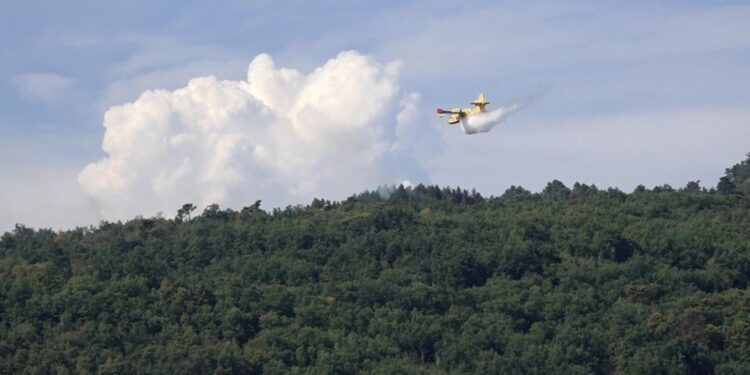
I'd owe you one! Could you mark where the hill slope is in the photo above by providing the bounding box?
[2,173,750,373]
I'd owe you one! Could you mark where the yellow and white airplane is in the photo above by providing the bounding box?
[436,93,490,125]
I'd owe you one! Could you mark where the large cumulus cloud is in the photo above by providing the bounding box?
[79,51,411,219]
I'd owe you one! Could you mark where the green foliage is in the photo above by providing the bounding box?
[717,153,750,195]
[2,158,750,373]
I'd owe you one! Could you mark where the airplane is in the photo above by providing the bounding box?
[436,93,490,125]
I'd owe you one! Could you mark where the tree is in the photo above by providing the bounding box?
[717,174,736,195]
[729,153,750,194]
[542,180,570,201]
[682,180,702,194]
[176,203,196,221]
[718,153,750,195]
[2,154,750,372]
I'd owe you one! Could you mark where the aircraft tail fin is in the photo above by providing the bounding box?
[471,93,490,106]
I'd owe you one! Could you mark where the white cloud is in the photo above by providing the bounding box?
[392,92,425,152]
[12,73,74,103]
[101,58,248,110]
[386,92,440,183]
[79,51,409,220]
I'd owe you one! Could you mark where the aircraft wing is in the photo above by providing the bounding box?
[437,108,464,125]
[436,107,464,116]
[437,108,466,125]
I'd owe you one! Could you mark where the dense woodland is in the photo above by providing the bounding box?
[2,154,750,374]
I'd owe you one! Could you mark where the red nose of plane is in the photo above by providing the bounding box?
[436,108,445,114]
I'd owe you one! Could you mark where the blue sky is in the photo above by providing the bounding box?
[2,1,749,230]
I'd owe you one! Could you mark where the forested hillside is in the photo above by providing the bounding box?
[2,155,750,374]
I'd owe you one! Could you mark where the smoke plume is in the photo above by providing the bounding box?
[460,91,545,134]
[79,51,412,219]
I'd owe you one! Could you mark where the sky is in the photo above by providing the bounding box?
[1,0,749,231]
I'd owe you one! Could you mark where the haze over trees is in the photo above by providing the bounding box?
[1,154,750,374]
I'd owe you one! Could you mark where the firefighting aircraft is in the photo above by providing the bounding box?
[436,93,490,125]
